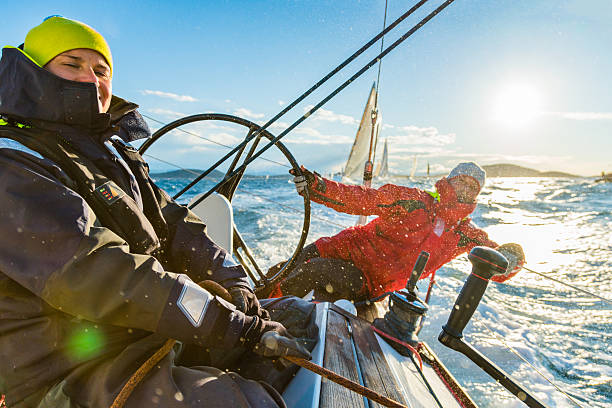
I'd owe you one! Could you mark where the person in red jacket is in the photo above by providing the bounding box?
[267,162,524,302]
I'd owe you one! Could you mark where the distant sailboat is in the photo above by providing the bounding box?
[373,138,389,178]
[342,84,382,182]
[409,154,417,179]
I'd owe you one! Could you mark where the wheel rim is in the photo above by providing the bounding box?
[139,113,310,294]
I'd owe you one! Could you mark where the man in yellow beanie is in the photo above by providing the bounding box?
[0,16,314,408]
[23,15,113,113]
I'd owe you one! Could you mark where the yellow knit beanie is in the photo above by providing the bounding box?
[23,16,112,74]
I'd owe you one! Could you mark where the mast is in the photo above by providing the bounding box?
[356,0,388,225]
[342,84,380,181]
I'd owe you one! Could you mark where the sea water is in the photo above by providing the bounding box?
[155,174,611,408]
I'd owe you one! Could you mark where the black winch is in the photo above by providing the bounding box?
[377,251,430,350]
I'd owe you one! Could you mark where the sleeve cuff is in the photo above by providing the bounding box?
[157,274,249,348]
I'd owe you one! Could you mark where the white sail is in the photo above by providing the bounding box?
[374,138,389,178]
[342,84,381,181]
[409,154,417,179]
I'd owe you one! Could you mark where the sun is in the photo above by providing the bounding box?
[491,82,542,127]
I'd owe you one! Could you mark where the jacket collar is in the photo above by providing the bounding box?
[0,46,150,141]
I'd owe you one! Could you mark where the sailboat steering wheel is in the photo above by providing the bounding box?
[138,113,310,295]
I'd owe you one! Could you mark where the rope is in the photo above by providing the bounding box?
[366,0,389,165]
[375,0,389,98]
[141,127,612,311]
[476,314,585,408]
[196,0,457,205]
[425,354,471,408]
[284,356,408,408]
[143,151,348,229]
[521,265,612,305]
[141,114,291,169]
[110,339,176,408]
[110,281,409,408]
[370,325,423,370]
[110,281,234,408]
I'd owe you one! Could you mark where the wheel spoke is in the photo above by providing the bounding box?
[139,113,311,294]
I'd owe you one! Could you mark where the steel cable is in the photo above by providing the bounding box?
[475,313,585,408]
[167,0,432,202]
[192,0,457,208]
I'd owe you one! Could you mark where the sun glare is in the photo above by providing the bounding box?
[491,82,542,127]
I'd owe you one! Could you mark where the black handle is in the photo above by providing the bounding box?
[405,251,430,294]
[438,333,550,408]
[442,247,508,338]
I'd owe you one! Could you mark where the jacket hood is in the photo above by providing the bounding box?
[434,177,477,224]
[0,46,150,141]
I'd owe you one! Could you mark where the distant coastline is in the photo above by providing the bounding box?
[480,163,579,178]
[393,163,581,179]
[151,164,589,179]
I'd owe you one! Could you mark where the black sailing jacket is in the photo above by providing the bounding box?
[0,46,254,405]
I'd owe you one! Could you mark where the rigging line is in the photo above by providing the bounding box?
[143,153,348,228]
[436,274,583,406]
[452,256,612,305]
[521,265,612,305]
[367,0,389,166]
[141,113,291,169]
[375,0,389,97]
[193,0,457,208]
[177,0,431,201]
[474,313,585,408]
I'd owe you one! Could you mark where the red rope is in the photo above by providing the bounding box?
[371,325,423,370]
[429,358,470,408]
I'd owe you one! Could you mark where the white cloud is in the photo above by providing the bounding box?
[234,108,265,119]
[148,108,186,118]
[385,125,456,146]
[141,90,198,102]
[268,121,291,131]
[283,127,353,145]
[304,105,358,125]
[542,111,612,120]
[278,100,285,106]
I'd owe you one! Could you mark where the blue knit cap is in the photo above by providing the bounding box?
[447,162,486,191]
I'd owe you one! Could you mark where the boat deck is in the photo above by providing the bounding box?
[283,301,477,408]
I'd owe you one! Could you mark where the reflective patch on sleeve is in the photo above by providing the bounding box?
[177,280,212,327]
[0,138,43,159]
[222,254,239,268]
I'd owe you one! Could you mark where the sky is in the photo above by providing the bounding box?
[2,0,611,176]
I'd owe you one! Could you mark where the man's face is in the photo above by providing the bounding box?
[448,175,480,204]
[45,48,112,113]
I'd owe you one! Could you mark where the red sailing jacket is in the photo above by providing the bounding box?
[309,176,498,297]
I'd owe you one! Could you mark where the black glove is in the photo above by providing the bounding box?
[243,316,311,360]
[289,166,316,195]
[229,286,270,320]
